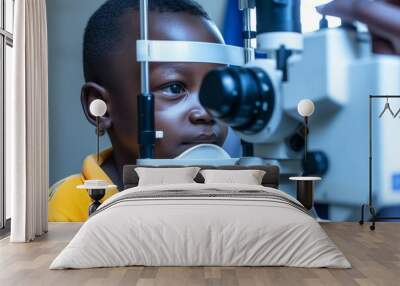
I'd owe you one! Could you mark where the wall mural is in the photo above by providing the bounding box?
[47,0,400,223]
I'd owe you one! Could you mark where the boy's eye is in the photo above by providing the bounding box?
[158,82,187,98]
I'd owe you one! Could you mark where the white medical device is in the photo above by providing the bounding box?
[135,0,400,214]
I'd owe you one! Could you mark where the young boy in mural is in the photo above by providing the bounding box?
[50,0,400,222]
[48,0,229,221]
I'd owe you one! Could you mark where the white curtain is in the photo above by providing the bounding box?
[6,0,49,242]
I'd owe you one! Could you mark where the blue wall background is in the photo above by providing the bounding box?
[47,0,109,185]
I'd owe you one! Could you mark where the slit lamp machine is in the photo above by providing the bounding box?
[134,0,400,213]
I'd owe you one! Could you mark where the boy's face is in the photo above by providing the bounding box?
[84,12,228,159]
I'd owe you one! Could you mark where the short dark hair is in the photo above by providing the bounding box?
[83,0,210,83]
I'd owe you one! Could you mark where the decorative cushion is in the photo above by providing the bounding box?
[200,169,266,185]
[135,167,201,186]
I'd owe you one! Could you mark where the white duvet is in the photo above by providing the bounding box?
[50,183,350,269]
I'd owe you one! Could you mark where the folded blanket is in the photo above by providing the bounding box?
[93,184,309,217]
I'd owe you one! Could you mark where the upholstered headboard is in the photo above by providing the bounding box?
[123,165,280,190]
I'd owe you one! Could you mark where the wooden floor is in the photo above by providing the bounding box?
[0,222,399,286]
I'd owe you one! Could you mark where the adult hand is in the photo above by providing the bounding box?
[316,0,400,54]
[316,0,360,21]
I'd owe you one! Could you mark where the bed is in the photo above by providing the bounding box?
[50,165,350,269]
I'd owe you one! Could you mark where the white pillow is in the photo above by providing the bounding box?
[135,167,201,186]
[200,169,266,185]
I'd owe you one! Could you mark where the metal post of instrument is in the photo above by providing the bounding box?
[137,0,155,159]
[239,0,256,156]
[239,0,255,63]
[140,0,150,94]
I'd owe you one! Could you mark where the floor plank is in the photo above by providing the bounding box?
[0,222,399,286]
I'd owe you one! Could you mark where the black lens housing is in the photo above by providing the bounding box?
[256,0,301,34]
[199,67,275,135]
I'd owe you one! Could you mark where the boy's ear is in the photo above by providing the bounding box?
[81,82,113,131]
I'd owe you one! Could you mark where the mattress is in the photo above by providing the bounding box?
[50,183,351,269]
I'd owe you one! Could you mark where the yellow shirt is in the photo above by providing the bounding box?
[48,148,119,222]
